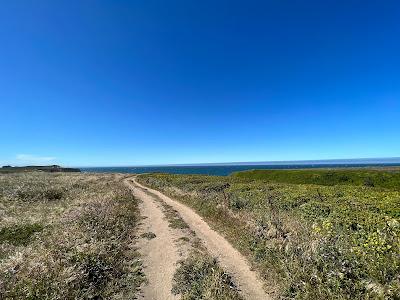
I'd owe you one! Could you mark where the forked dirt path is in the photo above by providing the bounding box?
[126,177,270,300]
[125,178,181,300]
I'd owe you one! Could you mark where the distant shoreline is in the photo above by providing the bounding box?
[81,162,400,176]
[77,157,400,168]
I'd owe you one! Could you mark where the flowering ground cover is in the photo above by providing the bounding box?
[138,170,400,299]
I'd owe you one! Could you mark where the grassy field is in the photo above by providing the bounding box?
[0,172,144,299]
[232,168,400,191]
[138,169,400,299]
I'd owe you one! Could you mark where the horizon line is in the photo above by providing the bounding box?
[76,156,400,168]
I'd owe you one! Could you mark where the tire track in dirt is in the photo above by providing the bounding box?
[125,179,182,300]
[129,177,270,300]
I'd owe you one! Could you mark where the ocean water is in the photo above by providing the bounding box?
[81,162,400,176]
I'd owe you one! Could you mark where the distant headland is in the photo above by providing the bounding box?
[0,165,81,173]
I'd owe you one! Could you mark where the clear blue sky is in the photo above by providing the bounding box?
[1,1,399,167]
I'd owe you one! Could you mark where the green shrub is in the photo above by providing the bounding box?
[232,169,400,191]
[0,223,44,246]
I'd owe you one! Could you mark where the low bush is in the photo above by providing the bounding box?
[232,168,400,191]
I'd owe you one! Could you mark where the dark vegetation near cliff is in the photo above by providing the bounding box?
[0,165,80,173]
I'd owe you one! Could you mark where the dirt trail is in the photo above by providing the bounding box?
[125,179,181,300]
[128,177,270,300]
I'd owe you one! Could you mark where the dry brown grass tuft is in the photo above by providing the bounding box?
[172,249,244,300]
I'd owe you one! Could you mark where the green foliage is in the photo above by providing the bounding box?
[0,224,44,246]
[138,172,400,299]
[232,168,400,191]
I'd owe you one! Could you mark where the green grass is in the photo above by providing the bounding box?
[232,168,400,190]
[138,171,400,299]
[0,224,44,246]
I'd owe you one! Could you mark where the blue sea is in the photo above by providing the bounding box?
[81,160,400,176]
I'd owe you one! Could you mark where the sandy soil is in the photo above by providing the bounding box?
[126,177,270,300]
[125,179,182,300]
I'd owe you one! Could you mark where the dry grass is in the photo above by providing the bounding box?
[172,249,244,300]
[0,172,144,299]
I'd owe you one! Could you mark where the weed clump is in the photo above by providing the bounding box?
[172,251,243,300]
[141,232,157,239]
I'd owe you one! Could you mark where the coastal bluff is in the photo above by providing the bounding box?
[0,165,81,173]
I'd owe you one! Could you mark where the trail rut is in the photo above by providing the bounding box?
[126,177,270,300]
[125,179,181,300]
